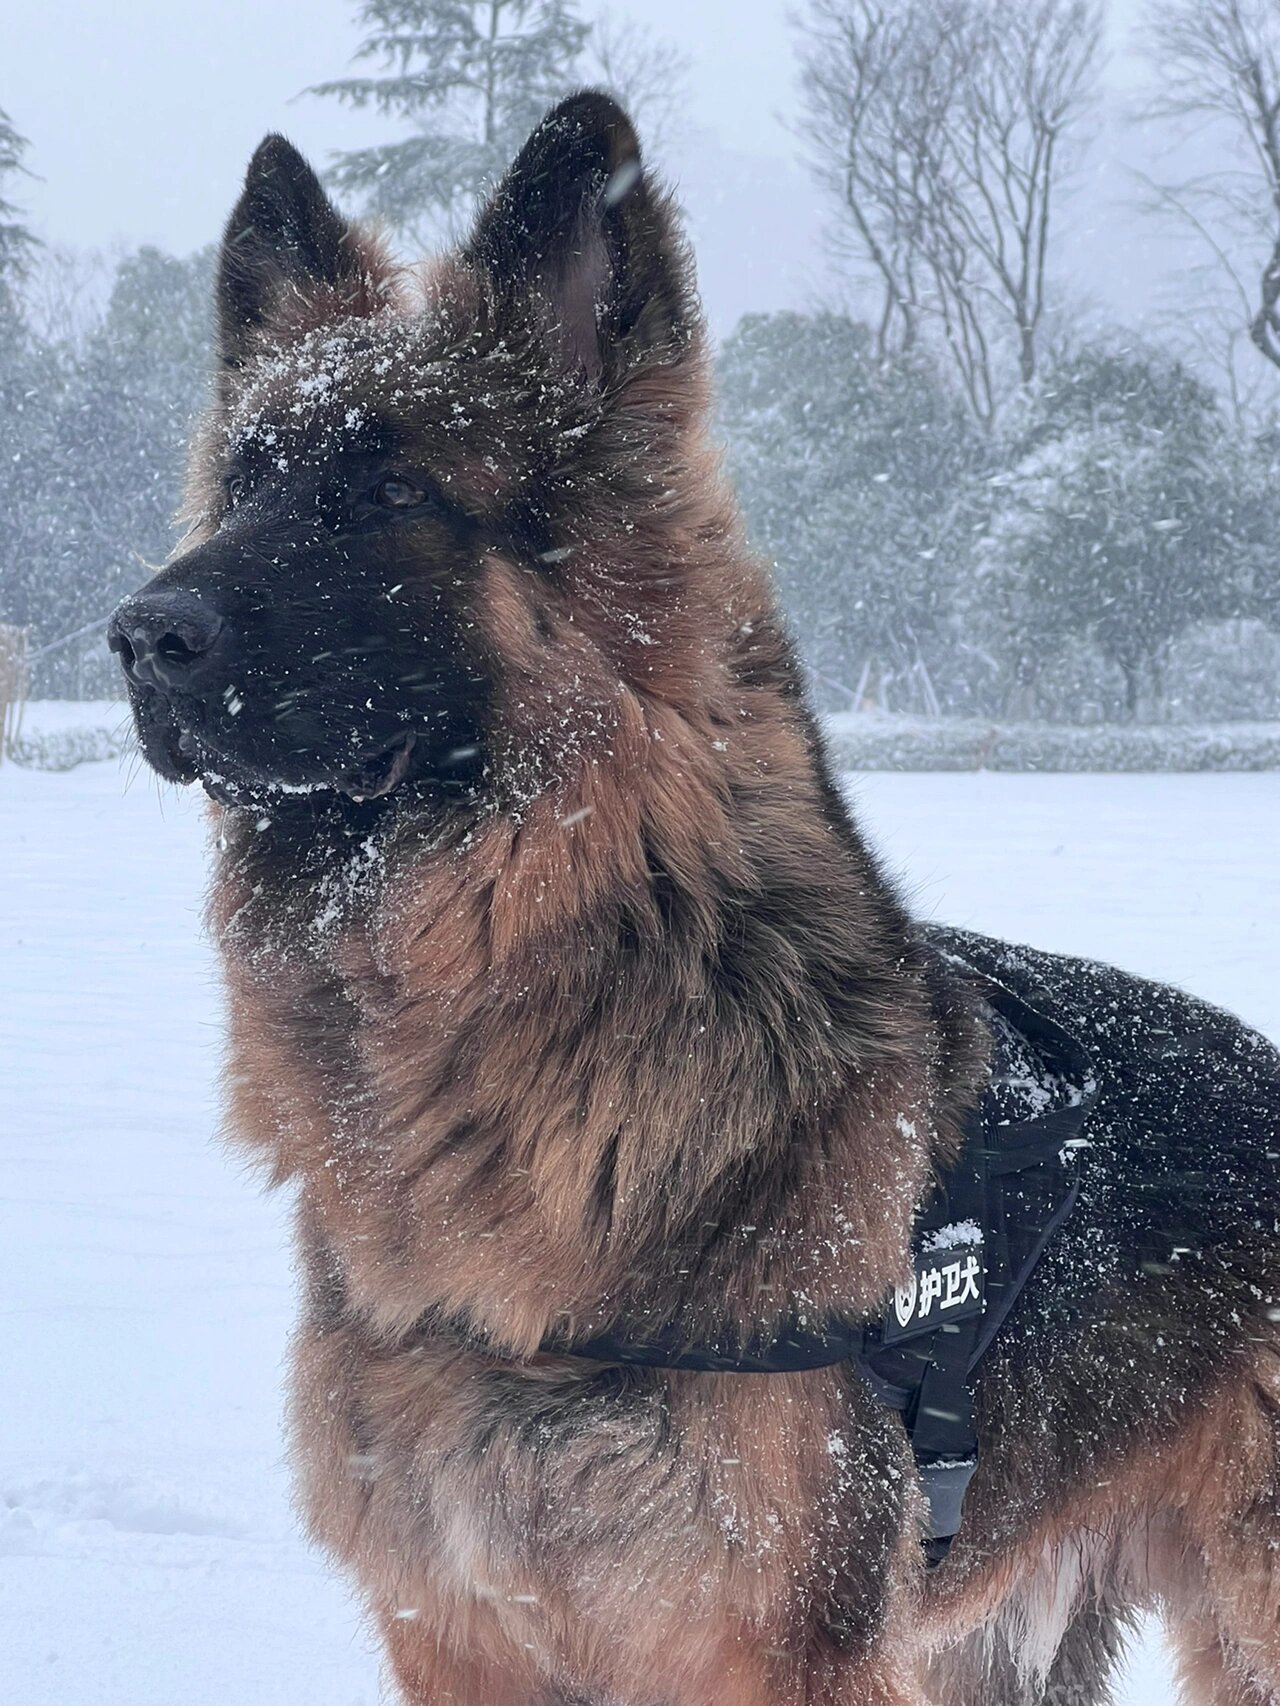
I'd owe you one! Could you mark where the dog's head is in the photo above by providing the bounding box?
[109,93,718,814]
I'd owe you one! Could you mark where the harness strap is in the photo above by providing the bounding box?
[540,1315,862,1374]
[534,958,1096,1567]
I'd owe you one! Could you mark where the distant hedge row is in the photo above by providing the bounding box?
[8,723,128,771]
[823,715,1280,772]
[9,709,1280,775]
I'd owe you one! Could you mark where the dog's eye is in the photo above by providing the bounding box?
[226,475,246,507]
[373,476,427,510]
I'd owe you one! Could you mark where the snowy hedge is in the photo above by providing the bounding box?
[8,723,131,772]
[7,707,1280,774]
[823,715,1280,772]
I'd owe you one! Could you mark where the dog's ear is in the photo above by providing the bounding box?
[216,135,379,382]
[463,91,695,383]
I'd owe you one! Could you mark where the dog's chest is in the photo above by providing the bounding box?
[294,1300,901,1629]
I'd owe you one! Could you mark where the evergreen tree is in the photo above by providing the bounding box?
[0,107,48,651]
[307,1,589,245]
[0,315,62,639]
[1221,425,1280,631]
[717,311,989,713]
[1,246,213,674]
[48,247,213,643]
[979,344,1239,718]
[0,106,38,298]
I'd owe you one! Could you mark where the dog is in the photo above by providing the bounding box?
[109,92,1280,1705]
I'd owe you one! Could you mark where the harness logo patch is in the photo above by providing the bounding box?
[883,1227,985,1345]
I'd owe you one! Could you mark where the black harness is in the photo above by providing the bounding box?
[540,954,1097,1566]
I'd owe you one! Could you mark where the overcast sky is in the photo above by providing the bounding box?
[7,0,1192,339]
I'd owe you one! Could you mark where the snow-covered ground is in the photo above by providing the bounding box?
[6,755,1277,1704]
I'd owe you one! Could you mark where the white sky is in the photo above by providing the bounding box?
[6,0,1197,339]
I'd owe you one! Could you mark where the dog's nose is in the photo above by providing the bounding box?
[108,590,230,693]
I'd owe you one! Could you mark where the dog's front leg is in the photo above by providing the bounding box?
[382,1610,550,1706]
[596,1627,930,1706]
[809,1651,932,1706]
[384,1611,931,1706]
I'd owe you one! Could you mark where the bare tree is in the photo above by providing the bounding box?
[796,0,1102,427]
[585,11,692,159]
[21,245,116,350]
[795,2,932,361]
[1139,0,1280,384]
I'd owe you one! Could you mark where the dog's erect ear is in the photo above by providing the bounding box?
[217,135,375,380]
[463,91,695,382]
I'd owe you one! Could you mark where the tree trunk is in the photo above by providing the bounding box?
[1119,656,1141,722]
[1018,321,1036,387]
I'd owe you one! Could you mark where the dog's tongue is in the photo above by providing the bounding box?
[343,731,417,801]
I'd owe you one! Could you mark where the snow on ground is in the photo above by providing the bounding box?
[4,754,1277,1704]
[0,761,381,1704]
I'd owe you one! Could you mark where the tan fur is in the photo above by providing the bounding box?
[198,243,966,1695]
[161,108,1280,1704]
[917,1350,1280,1701]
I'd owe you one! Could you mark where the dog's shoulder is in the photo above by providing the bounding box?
[926,920,1278,1081]
[924,920,1280,1255]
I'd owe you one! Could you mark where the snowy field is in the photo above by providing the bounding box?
[5,754,1279,1703]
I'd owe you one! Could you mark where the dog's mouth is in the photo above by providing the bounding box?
[335,730,418,802]
[125,676,484,812]
[161,725,423,811]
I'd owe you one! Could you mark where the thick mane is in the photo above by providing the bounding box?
[196,104,989,1362]
[206,276,987,1354]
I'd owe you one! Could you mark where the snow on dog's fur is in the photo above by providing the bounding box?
[111,94,1280,1704]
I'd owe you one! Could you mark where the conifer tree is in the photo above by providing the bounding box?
[307,1,589,245]
[718,311,987,714]
[0,106,38,300]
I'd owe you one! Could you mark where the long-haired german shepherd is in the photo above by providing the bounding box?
[109,94,1280,1704]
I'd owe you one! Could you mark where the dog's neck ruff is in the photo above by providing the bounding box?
[535,938,1098,1566]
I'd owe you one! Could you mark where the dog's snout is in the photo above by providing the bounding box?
[108,590,230,694]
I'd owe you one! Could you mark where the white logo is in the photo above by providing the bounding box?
[889,1250,983,1337]
[945,1252,983,1311]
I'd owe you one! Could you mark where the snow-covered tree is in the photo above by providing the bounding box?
[979,345,1240,718]
[307,3,687,247]
[0,112,51,649]
[717,310,989,713]
[306,1,590,246]
[0,321,61,647]
[53,248,212,637]
[1220,424,1280,632]
[795,0,1102,427]
[1,247,212,679]
[0,106,38,299]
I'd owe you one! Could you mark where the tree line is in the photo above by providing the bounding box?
[2,0,1280,719]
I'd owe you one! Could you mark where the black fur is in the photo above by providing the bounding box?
[933,927,1280,1566]
[464,91,692,379]
[217,135,358,377]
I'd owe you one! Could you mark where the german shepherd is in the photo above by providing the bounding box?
[109,93,1280,1705]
